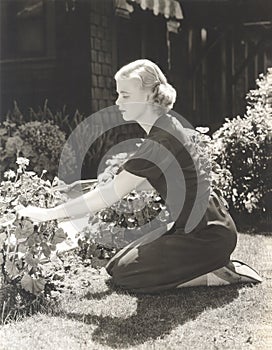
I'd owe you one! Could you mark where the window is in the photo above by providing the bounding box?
[0,0,55,60]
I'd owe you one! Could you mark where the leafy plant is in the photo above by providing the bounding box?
[212,68,272,219]
[4,100,79,134]
[190,128,234,201]
[75,126,237,265]
[0,103,78,181]
[3,100,144,180]
[0,157,68,320]
[76,150,172,265]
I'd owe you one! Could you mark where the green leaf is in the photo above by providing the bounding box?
[52,228,67,245]
[41,242,51,257]
[18,244,27,253]
[26,234,37,247]
[50,244,56,251]
[17,259,24,269]
[86,243,97,256]
[5,259,19,277]
[0,128,7,136]
[15,220,34,240]
[25,253,39,267]
[0,202,8,211]
[0,232,7,247]
[21,274,46,295]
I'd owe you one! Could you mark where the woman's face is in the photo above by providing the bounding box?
[115,77,150,121]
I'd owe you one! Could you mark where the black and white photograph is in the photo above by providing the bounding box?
[0,0,271,349]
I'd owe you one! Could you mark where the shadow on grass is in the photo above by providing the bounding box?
[238,230,272,237]
[65,280,244,348]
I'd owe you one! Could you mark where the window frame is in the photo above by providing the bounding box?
[0,0,56,63]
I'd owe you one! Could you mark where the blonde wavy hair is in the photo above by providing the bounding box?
[114,59,176,113]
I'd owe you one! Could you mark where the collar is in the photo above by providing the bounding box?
[148,114,171,137]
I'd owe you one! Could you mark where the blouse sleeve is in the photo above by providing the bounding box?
[120,136,177,181]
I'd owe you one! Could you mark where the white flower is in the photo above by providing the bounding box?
[25,171,36,177]
[3,170,16,179]
[232,188,238,196]
[244,201,253,213]
[115,152,128,159]
[0,213,16,227]
[16,157,30,167]
[196,126,210,134]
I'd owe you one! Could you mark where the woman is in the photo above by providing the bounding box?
[18,59,262,293]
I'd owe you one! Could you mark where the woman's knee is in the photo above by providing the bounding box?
[106,247,139,285]
[106,262,132,288]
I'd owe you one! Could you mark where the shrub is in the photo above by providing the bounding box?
[0,158,68,321]
[212,68,272,228]
[0,103,77,181]
[191,128,234,201]
[2,100,144,180]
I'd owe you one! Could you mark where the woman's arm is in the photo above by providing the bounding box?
[18,170,147,222]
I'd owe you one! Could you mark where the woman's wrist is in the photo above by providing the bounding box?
[47,205,68,221]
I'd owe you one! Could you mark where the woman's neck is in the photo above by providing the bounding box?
[137,110,162,135]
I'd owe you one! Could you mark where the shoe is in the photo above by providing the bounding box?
[225,260,263,283]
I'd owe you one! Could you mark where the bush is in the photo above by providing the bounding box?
[2,100,144,180]
[212,68,272,229]
[0,157,69,321]
[0,103,77,181]
[191,128,234,201]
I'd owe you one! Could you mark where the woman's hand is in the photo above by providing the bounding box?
[16,206,52,223]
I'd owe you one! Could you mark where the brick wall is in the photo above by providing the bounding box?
[89,0,116,113]
[84,0,144,179]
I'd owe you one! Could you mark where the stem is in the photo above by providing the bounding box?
[1,248,6,284]
[14,171,19,183]
[49,191,55,208]
[10,243,18,275]
[6,226,11,257]
[1,301,6,324]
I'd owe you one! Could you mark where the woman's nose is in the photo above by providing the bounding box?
[115,95,120,106]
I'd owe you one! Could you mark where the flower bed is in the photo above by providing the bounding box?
[0,158,69,321]
[0,153,170,320]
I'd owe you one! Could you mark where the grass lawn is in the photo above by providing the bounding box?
[0,232,271,350]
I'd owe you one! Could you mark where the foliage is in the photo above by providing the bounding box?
[76,151,170,264]
[3,100,144,180]
[76,127,237,264]
[191,128,234,202]
[4,100,82,134]
[0,102,77,181]
[212,68,272,217]
[0,157,68,319]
